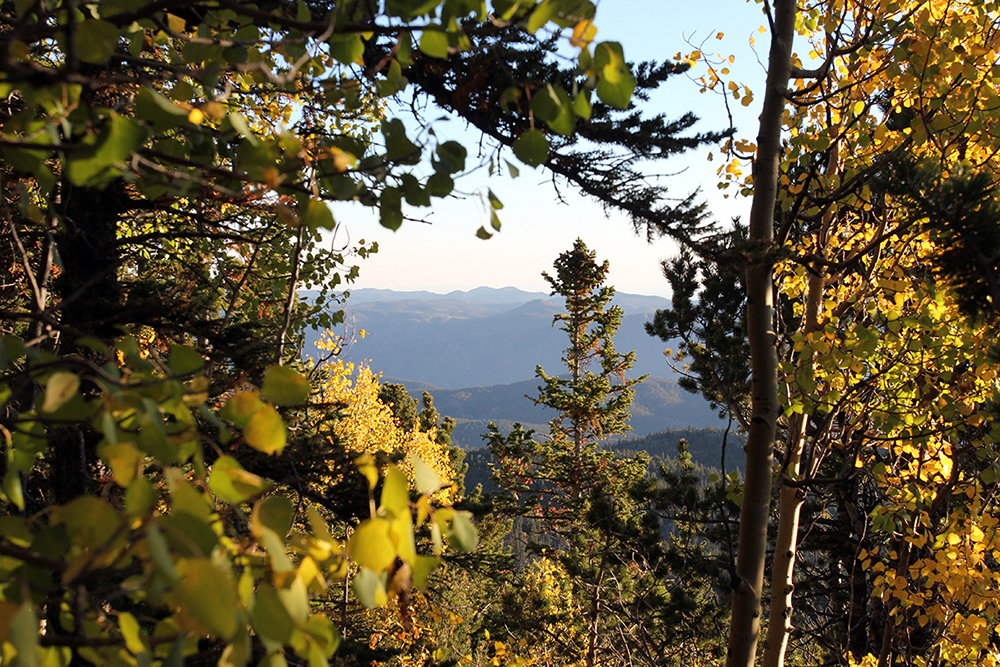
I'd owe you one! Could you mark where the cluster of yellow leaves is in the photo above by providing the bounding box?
[316,357,456,503]
[778,220,1000,663]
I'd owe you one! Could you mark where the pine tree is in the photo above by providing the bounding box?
[488,240,673,666]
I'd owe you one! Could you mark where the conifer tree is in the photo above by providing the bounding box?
[489,240,680,666]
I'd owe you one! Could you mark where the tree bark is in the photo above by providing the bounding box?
[762,128,838,667]
[56,181,127,344]
[762,270,823,667]
[726,1,797,666]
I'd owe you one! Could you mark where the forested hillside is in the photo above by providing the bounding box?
[387,375,725,447]
[463,425,744,493]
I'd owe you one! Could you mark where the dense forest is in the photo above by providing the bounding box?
[3,2,1000,667]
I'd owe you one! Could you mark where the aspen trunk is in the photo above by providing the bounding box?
[726,1,797,666]
[762,269,824,667]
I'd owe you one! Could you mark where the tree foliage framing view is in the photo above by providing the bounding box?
[6,1,1000,667]
[0,1,726,667]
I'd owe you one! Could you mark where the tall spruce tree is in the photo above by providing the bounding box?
[488,240,704,666]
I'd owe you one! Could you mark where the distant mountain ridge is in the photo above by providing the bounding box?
[301,286,730,443]
[304,287,678,388]
[339,286,551,305]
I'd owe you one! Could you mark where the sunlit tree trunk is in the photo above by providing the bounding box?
[762,129,838,667]
[762,269,823,667]
[727,1,797,666]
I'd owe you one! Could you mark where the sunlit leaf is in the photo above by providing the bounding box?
[171,559,239,640]
[419,30,449,58]
[65,116,147,186]
[262,365,310,406]
[243,404,287,454]
[380,464,409,517]
[413,456,441,495]
[411,554,441,589]
[209,456,274,504]
[347,518,396,572]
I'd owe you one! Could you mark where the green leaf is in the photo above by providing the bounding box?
[352,567,388,608]
[382,118,420,164]
[243,404,287,454]
[347,518,396,572]
[76,20,121,64]
[526,0,558,33]
[144,523,178,582]
[52,496,120,549]
[10,602,39,667]
[512,129,550,167]
[411,554,441,589]
[572,91,592,120]
[425,172,453,198]
[135,88,190,131]
[400,173,431,207]
[981,464,999,486]
[253,496,294,539]
[531,84,575,135]
[418,30,449,58]
[125,477,157,518]
[262,365,310,406]
[118,612,146,655]
[277,576,309,624]
[252,583,295,643]
[301,198,335,230]
[390,511,417,564]
[221,390,262,428]
[209,456,275,504]
[328,33,364,64]
[475,226,493,240]
[487,189,503,210]
[168,345,205,375]
[594,42,635,109]
[413,457,441,495]
[504,159,520,179]
[42,371,79,413]
[379,187,403,231]
[380,464,409,517]
[448,511,478,552]
[259,524,295,573]
[97,440,141,487]
[435,141,467,174]
[65,116,147,187]
[171,559,239,640]
[2,468,24,511]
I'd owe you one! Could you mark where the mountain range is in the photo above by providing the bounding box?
[303,287,730,446]
[306,287,680,388]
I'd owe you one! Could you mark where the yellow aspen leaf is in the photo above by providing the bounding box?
[570,20,596,48]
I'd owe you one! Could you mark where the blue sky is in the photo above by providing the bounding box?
[333,1,771,297]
